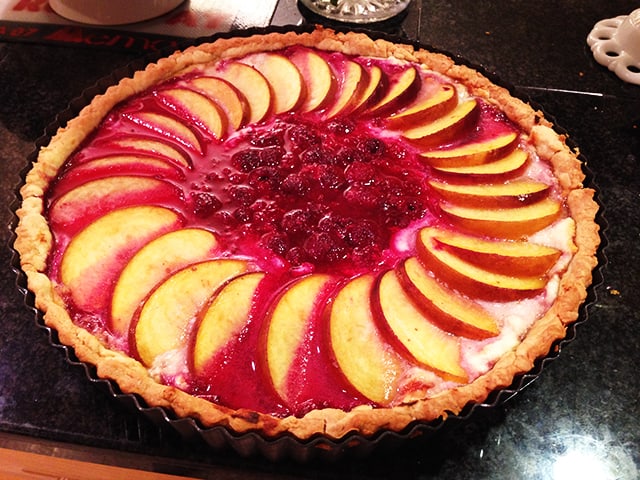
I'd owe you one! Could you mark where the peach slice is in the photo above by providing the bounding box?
[416,228,548,299]
[324,59,366,119]
[188,76,246,130]
[440,197,563,239]
[60,206,181,313]
[397,257,499,339]
[289,48,334,112]
[213,61,271,124]
[132,259,248,367]
[368,66,419,114]
[432,147,529,178]
[61,155,183,183]
[420,131,519,167]
[106,137,190,168]
[192,272,265,376]
[428,179,551,207]
[265,274,335,404]
[157,88,226,139]
[424,226,562,277]
[373,270,467,382]
[349,64,383,113]
[49,176,179,232]
[402,99,479,147]
[240,52,303,114]
[110,228,219,337]
[328,274,405,404]
[386,82,458,129]
[124,112,202,153]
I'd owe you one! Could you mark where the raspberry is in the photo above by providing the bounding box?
[258,146,285,168]
[281,172,312,196]
[251,200,284,225]
[191,192,222,217]
[261,232,289,255]
[231,149,262,173]
[248,166,281,193]
[212,210,235,227]
[345,161,377,184]
[281,209,310,234]
[279,152,300,172]
[402,177,424,196]
[304,202,326,224]
[343,185,379,209]
[300,146,330,166]
[386,141,409,162]
[379,177,404,197]
[359,137,386,157]
[233,206,252,223]
[382,194,425,221]
[227,185,257,206]
[405,197,427,220]
[380,193,403,212]
[317,214,349,237]
[316,164,346,190]
[345,220,378,247]
[285,246,306,265]
[250,130,284,147]
[381,196,425,228]
[303,231,337,261]
[352,244,382,267]
[231,146,284,173]
[325,245,346,263]
[333,147,364,166]
[288,125,320,150]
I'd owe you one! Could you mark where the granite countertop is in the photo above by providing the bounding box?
[0,1,638,478]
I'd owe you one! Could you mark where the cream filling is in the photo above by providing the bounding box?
[150,348,190,390]
[463,276,559,377]
[461,217,575,379]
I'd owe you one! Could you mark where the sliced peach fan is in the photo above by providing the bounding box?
[14,28,599,441]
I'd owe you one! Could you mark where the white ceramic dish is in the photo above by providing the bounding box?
[587,8,640,85]
[49,0,185,25]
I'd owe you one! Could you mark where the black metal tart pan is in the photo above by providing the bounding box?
[8,24,607,461]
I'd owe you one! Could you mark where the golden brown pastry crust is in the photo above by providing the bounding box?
[14,27,600,441]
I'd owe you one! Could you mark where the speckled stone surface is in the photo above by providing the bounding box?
[0,1,638,478]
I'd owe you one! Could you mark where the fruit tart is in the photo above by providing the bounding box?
[14,27,600,442]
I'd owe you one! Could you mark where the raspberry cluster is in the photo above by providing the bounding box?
[190,118,430,271]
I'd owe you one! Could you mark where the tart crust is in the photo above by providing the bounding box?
[14,27,600,441]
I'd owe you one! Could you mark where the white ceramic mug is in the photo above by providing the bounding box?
[49,0,185,25]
